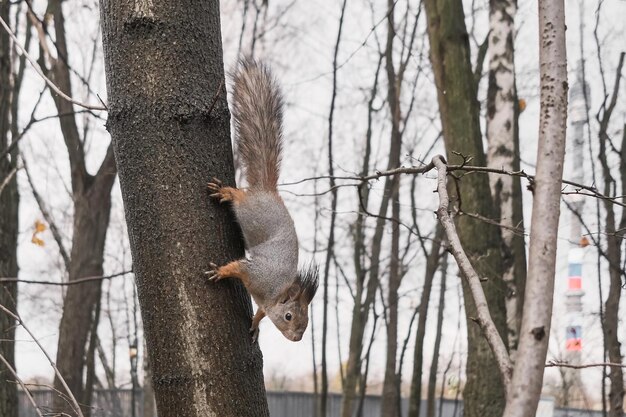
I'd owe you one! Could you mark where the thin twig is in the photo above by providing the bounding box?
[0,165,19,196]
[432,155,513,391]
[0,353,45,417]
[0,270,133,285]
[0,15,106,111]
[546,361,626,369]
[0,304,85,417]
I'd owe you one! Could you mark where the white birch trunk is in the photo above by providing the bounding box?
[486,0,521,358]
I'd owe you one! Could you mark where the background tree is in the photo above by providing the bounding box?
[422,0,508,415]
[0,2,19,416]
[596,52,625,417]
[25,1,120,413]
[99,1,269,416]
[486,0,527,356]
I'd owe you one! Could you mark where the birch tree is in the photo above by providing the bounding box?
[486,0,527,357]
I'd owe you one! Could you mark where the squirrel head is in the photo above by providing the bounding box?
[267,263,319,342]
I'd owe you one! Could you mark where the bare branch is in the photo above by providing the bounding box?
[0,164,18,196]
[0,15,106,111]
[546,361,626,370]
[0,270,132,285]
[0,353,45,417]
[432,155,512,390]
[0,304,85,417]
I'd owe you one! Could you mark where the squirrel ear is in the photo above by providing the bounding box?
[280,283,301,303]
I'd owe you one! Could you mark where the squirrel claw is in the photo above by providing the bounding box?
[205,262,222,282]
[250,326,260,343]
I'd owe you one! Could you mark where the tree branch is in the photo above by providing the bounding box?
[0,15,106,111]
[0,270,132,285]
[432,155,512,391]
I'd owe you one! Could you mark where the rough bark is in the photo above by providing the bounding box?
[422,0,508,415]
[0,2,18,416]
[407,225,444,417]
[47,1,118,413]
[142,343,156,417]
[99,1,269,416]
[486,0,527,358]
[502,1,568,415]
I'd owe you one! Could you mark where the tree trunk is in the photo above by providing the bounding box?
[54,190,113,414]
[321,2,348,414]
[43,1,118,414]
[597,55,625,416]
[0,1,18,416]
[486,0,526,358]
[422,0,507,416]
[596,53,626,417]
[380,1,405,414]
[340,55,383,417]
[143,342,157,417]
[99,1,269,416]
[502,1,568,415]
[426,253,447,417]
[408,225,444,417]
[380,179,401,417]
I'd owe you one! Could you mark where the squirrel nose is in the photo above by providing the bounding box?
[289,332,303,342]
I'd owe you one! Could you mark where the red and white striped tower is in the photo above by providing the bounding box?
[562,62,588,406]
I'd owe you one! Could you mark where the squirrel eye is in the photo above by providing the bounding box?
[285,312,293,321]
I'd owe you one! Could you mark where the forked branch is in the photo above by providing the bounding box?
[431,155,513,391]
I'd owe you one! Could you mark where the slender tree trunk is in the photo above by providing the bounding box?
[422,0,507,415]
[408,225,444,417]
[486,0,526,358]
[502,1,568,415]
[599,80,625,417]
[321,2,348,415]
[54,191,113,414]
[596,53,625,417]
[380,179,401,417]
[426,253,447,417]
[380,1,405,414]
[46,1,118,413]
[99,1,269,416]
[0,2,18,416]
[340,55,383,417]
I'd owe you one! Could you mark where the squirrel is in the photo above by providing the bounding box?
[205,59,319,343]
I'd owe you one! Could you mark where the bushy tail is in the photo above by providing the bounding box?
[231,59,283,191]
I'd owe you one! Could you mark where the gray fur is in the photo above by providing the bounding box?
[231,58,283,190]
[218,59,318,342]
[233,191,298,307]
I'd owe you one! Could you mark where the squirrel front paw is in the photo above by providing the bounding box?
[207,178,245,204]
[204,262,224,282]
[207,177,232,203]
[250,325,260,343]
